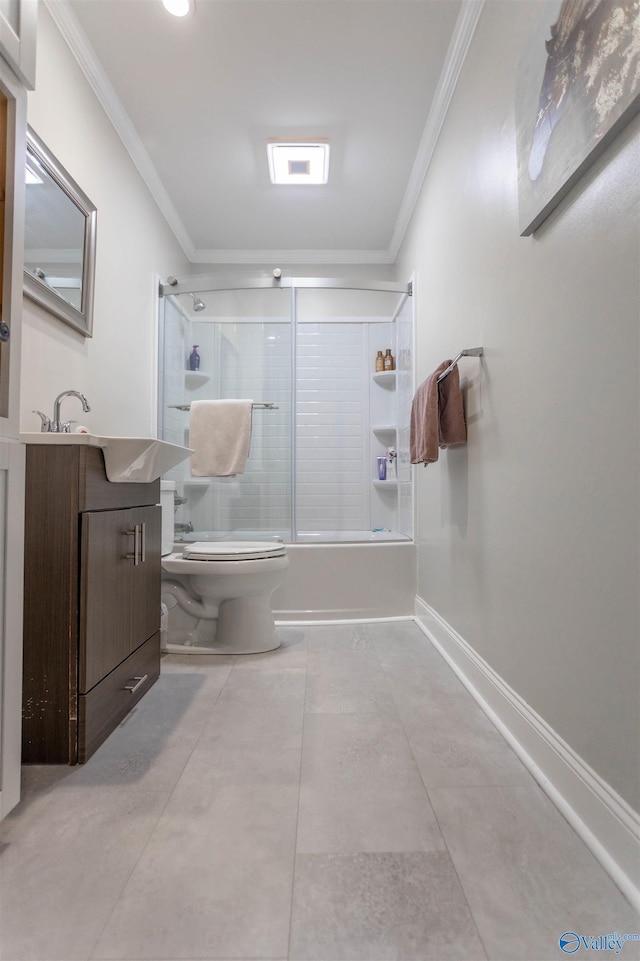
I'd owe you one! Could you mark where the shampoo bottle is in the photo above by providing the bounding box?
[189,345,200,371]
[375,350,384,372]
[383,348,395,370]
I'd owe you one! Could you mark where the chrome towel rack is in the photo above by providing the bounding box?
[168,401,279,411]
[437,347,483,383]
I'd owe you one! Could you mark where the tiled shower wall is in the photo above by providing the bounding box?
[296,323,370,532]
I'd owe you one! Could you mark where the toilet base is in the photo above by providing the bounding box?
[214,593,282,654]
[161,549,288,655]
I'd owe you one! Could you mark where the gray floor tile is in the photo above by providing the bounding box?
[305,649,396,714]
[376,646,531,788]
[430,784,640,961]
[297,712,445,853]
[92,776,299,960]
[161,651,237,673]
[232,626,308,669]
[363,618,431,652]
[289,851,488,960]
[303,622,373,650]
[195,663,306,752]
[1,620,635,961]
[396,687,533,788]
[68,670,228,791]
[377,645,468,693]
[0,780,168,960]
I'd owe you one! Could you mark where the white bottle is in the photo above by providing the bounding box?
[386,448,397,481]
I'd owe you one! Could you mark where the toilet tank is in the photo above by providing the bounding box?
[160,481,176,556]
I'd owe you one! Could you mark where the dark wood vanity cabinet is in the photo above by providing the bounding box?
[22,445,161,764]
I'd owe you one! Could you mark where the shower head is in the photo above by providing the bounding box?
[190,293,206,312]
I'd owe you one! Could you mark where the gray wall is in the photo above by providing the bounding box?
[396,1,639,810]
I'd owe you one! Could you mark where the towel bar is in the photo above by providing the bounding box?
[437,347,483,383]
[168,402,279,411]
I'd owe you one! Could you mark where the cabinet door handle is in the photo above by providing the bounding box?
[140,522,146,563]
[124,674,148,694]
[125,526,140,565]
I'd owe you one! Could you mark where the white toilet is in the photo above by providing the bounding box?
[160,482,288,654]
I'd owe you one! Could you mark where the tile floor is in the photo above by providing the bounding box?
[1,620,638,961]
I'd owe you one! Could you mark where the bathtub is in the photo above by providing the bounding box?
[272,538,416,621]
[169,530,416,622]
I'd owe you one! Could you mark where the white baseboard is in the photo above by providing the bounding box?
[414,596,640,908]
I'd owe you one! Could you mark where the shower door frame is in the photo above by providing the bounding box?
[158,274,412,543]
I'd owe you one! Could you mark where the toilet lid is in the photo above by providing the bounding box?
[182,540,287,561]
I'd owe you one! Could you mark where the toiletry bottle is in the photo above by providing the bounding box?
[386,447,397,481]
[189,345,200,371]
[375,350,384,372]
[383,348,395,370]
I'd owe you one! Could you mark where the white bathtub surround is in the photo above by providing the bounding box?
[415,598,640,908]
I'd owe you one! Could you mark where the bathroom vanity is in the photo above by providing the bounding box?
[22,444,162,764]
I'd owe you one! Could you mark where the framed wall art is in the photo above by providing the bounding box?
[515,0,640,236]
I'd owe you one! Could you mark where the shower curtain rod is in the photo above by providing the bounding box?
[437,347,483,383]
[168,402,279,411]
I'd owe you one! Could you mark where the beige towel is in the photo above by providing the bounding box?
[189,399,253,477]
[438,364,467,448]
[410,361,449,465]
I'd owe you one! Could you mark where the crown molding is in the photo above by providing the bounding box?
[44,0,196,261]
[388,0,485,261]
[46,0,482,267]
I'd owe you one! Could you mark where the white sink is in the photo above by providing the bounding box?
[19,433,193,483]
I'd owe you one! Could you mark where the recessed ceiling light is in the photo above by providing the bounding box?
[267,141,330,185]
[162,0,194,17]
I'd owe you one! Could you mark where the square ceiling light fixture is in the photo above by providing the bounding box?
[267,141,330,185]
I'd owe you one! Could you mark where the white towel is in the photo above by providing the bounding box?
[189,399,253,477]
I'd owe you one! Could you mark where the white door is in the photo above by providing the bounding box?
[0,56,27,819]
[0,438,24,817]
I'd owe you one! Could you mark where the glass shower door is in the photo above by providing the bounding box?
[159,285,292,541]
[294,286,403,538]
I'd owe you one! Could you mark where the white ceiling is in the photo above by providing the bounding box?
[53,0,478,265]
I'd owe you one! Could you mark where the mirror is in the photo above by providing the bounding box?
[23,127,97,337]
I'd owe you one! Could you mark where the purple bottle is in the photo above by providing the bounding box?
[189,345,200,371]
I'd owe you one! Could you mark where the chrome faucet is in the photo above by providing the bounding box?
[175,520,194,533]
[33,390,91,433]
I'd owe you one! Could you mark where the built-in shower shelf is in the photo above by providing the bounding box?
[372,425,397,435]
[185,371,211,388]
[372,371,396,388]
[372,480,398,489]
[184,479,211,490]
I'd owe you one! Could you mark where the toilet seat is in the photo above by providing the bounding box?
[182,540,287,562]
